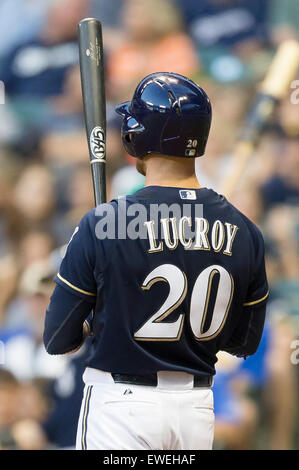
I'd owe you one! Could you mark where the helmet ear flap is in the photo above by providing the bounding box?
[122,129,142,157]
[124,133,132,144]
[121,111,147,157]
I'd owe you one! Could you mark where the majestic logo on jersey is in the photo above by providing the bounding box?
[90,126,106,161]
[179,190,197,200]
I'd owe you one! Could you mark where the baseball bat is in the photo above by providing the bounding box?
[221,40,299,199]
[78,18,107,205]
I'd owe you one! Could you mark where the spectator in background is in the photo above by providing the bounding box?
[0,0,88,98]
[279,95,299,138]
[0,341,92,449]
[0,0,297,450]
[195,82,251,191]
[110,165,145,199]
[64,164,97,225]
[175,0,269,52]
[13,164,56,227]
[90,0,125,54]
[214,313,297,450]
[230,184,264,226]
[10,378,50,450]
[264,205,299,317]
[1,230,56,329]
[264,305,297,449]
[0,162,59,325]
[0,369,20,449]
[174,0,271,83]
[0,153,24,253]
[90,0,123,28]
[269,0,299,45]
[0,0,50,59]
[41,341,91,449]
[11,163,74,246]
[0,260,67,381]
[1,161,56,247]
[1,252,93,449]
[107,0,199,101]
[213,350,260,450]
[0,0,89,142]
[18,231,55,269]
[261,136,299,210]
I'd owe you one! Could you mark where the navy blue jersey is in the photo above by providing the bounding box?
[53,186,268,376]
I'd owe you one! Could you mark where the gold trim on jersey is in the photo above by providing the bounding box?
[57,273,96,296]
[243,291,269,306]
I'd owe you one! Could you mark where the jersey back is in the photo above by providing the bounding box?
[56,186,268,376]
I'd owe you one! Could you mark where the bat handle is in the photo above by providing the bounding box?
[91,160,106,205]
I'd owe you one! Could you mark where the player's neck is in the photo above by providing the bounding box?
[145,174,201,189]
[143,155,201,189]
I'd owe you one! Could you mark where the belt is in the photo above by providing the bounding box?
[111,373,213,388]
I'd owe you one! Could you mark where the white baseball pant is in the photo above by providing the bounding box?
[76,367,214,450]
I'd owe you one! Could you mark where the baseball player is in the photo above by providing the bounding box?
[43,72,269,450]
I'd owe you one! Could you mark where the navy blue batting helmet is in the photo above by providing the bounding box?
[115,72,212,158]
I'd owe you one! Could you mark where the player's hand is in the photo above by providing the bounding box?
[65,320,92,355]
[83,319,92,339]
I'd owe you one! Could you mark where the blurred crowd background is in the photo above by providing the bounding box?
[0,0,298,450]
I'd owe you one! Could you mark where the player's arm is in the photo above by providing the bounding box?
[223,223,269,358]
[44,285,94,355]
[43,211,99,355]
[222,301,267,358]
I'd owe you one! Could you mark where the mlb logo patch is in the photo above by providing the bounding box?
[179,190,197,200]
[185,149,197,157]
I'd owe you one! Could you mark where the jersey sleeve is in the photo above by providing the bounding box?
[243,223,269,308]
[44,284,94,355]
[55,211,97,302]
[222,301,267,358]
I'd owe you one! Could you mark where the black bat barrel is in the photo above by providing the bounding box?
[78,18,107,205]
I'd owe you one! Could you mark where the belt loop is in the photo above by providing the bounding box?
[157,371,194,390]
